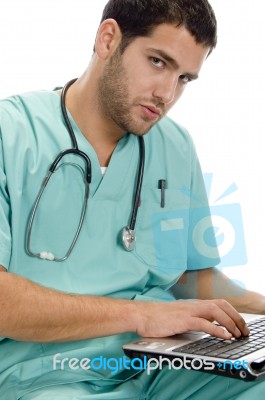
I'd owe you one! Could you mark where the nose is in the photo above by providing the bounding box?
[153,75,179,105]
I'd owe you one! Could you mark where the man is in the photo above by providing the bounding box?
[0,0,265,398]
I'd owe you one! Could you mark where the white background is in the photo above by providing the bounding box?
[0,1,264,294]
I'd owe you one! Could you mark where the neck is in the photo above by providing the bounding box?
[64,67,125,166]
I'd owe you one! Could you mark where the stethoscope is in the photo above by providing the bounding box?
[26,79,145,262]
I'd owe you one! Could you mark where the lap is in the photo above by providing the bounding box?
[146,367,265,400]
[19,380,144,400]
[19,369,265,400]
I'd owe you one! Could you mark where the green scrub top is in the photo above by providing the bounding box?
[0,91,220,399]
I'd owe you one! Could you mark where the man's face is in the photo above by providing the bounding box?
[98,23,210,136]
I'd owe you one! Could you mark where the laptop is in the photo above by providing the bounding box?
[123,313,265,381]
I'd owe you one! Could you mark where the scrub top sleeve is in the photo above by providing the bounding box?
[0,131,12,270]
[187,140,220,270]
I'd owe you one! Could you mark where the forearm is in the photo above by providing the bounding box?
[0,269,136,342]
[0,268,252,342]
[224,290,265,314]
[172,267,265,314]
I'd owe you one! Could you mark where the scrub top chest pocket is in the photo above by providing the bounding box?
[133,185,191,279]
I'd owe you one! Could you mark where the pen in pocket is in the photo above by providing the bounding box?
[158,179,166,208]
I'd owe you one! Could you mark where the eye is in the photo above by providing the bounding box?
[150,57,165,69]
[179,75,192,84]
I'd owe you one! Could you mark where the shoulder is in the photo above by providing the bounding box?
[0,91,61,153]
[0,91,59,129]
[0,90,58,109]
[0,91,62,167]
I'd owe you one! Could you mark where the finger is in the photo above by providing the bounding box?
[211,299,249,336]
[195,302,245,338]
[189,317,232,340]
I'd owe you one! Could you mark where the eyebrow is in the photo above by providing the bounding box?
[147,48,199,80]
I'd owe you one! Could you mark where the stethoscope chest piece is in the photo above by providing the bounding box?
[122,227,136,251]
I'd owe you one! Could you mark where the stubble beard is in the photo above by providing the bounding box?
[97,50,159,136]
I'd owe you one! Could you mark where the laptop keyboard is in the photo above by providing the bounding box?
[172,317,265,360]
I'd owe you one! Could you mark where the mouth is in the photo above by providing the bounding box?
[140,105,161,121]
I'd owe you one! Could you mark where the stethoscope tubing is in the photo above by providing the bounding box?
[26,79,145,260]
[26,170,90,262]
[128,135,145,231]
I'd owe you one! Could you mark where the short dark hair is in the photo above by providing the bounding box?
[99,0,217,53]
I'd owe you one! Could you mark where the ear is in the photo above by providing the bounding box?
[95,19,122,60]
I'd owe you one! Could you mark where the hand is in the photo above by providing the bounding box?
[135,299,250,339]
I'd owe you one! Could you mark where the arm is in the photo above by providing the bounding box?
[0,266,249,343]
[171,267,265,314]
[0,266,135,342]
